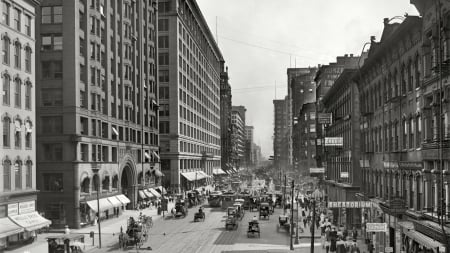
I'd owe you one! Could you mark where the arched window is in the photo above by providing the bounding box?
[13,41,20,69]
[25,120,32,148]
[102,175,109,191]
[14,119,21,148]
[25,160,32,188]
[112,175,118,189]
[14,77,20,107]
[3,159,11,191]
[2,116,10,147]
[14,160,21,189]
[138,171,143,185]
[25,47,31,72]
[25,81,31,110]
[2,36,9,64]
[81,176,90,193]
[2,73,10,105]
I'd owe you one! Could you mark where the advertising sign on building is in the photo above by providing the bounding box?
[324,137,343,146]
[340,172,349,178]
[366,223,387,232]
[318,113,332,124]
[328,201,372,208]
[310,168,325,174]
[385,247,393,253]
[19,201,35,214]
[7,203,18,216]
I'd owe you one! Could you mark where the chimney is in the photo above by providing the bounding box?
[370,36,376,42]
[344,54,348,57]
[384,18,389,25]
[350,54,353,57]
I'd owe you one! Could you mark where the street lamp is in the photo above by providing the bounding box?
[295,188,300,245]
[290,180,295,251]
[310,188,323,253]
[92,167,102,248]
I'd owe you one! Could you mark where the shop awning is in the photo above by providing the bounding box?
[86,198,114,212]
[9,212,51,231]
[198,171,210,178]
[0,217,24,237]
[405,230,445,249]
[143,189,156,199]
[181,171,207,181]
[155,186,167,195]
[116,194,131,205]
[153,169,164,177]
[213,168,226,175]
[148,188,161,198]
[138,190,147,200]
[107,196,123,207]
[397,221,414,230]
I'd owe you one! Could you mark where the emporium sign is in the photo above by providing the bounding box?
[328,201,372,208]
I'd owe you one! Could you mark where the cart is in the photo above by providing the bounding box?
[194,207,206,222]
[277,214,290,232]
[247,221,260,237]
[118,217,149,250]
[47,234,85,253]
[173,199,188,218]
[225,207,238,230]
[259,202,270,219]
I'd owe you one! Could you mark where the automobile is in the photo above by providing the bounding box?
[233,203,244,220]
[247,220,260,238]
[173,199,188,218]
[225,207,238,230]
[259,202,270,219]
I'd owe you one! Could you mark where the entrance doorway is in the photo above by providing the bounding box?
[121,165,133,209]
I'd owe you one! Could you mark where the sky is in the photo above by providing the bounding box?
[196,0,420,158]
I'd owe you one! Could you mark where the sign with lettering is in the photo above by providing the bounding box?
[324,137,343,146]
[385,247,393,252]
[310,168,325,173]
[318,113,332,124]
[19,201,35,214]
[366,223,387,232]
[7,203,18,216]
[340,172,349,178]
[328,201,372,208]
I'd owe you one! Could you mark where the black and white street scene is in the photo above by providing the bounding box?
[1,0,450,252]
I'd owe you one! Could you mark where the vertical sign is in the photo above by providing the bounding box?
[7,203,18,216]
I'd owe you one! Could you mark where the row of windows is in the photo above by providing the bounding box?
[1,159,32,191]
[179,140,220,156]
[2,1,32,36]
[2,117,33,149]
[179,159,220,171]
[2,75,32,109]
[2,37,32,72]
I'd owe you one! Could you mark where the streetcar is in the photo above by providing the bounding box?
[208,191,223,207]
[221,191,236,209]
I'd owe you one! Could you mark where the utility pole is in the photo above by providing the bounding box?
[310,198,316,253]
[290,180,294,251]
[283,174,287,215]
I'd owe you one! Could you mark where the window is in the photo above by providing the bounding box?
[25,47,31,72]
[2,74,10,105]
[159,70,169,82]
[14,161,21,189]
[14,78,20,107]
[25,131,31,148]
[25,15,31,36]
[43,143,63,161]
[159,121,169,133]
[158,1,171,13]
[42,34,62,50]
[14,122,20,148]
[41,89,62,106]
[25,161,31,188]
[41,116,62,133]
[43,173,63,191]
[2,1,9,25]
[14,42,20,68]
[41,6,62,24]
[2,116,10,147]
[3,159,10,191]
[158,36,169,48]
[3,36,9,64]
[80,143,88,161]
[13,8,20,31]
[158,19,169,31]
[25,82,31,109]
[41,61,63,79]
[159,86,169,99]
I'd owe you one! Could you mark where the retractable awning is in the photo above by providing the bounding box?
[115,194,131,205]
[9,212,51,231]
[405,230,444,249]
[181,171,207,181]
[107,196,123,207]
[138,190,147,200]
[148,188,161,198]
[86,198,114,212]
[143,189,156,199]
[0,217,24,237]
[213,168,226,175]
[155,186,167,195]
[153,169,164,177]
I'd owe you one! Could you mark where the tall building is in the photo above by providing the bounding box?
[293,102,317,175]
[273,98,288,169]
[231,109,245,170]
[0,0,48,248]
[220,62,232,173]
[36,0,159,229]
[158,0,223,192]
[244,125,254,168]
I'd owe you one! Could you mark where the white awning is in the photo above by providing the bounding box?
[86,198,114,212]
[153,169,164,177]
[148,188,161,198]
[115,194,131,205]
[405,230,444,249]
[152,151,160,160]
[213,168,227,175]
[138,190,147,200]
[156,186,167,195]
[143,189,156,199]
[198,171,209,178]
[0,217,24,237]
[9,212,51,231]
[144,152,151,159]
[181,171,206,181]
[107,197,122,207]
[112,127,119,136]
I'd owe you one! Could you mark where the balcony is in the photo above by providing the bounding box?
[421,139,450,150]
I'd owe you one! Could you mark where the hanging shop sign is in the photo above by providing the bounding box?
[324,137,343,146]
[310,168,325,174]
[340,172,349,178]
[366,223,387,232]
[328,201,372,208]
[318,113,332,124]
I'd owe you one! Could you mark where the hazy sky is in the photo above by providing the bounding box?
[196,0,419,157]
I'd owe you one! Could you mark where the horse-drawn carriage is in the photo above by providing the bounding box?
[277,214,290,232]
[233,203,244,220]
[247,221,260,238]
[194,207,205,222]
[118,216,149,250]
[225,207,238,230]
[249,196,260,212]
[173,199,188,218]
[259,202,270,219]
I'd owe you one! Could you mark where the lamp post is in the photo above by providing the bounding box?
[290,180,294,251]
[92,167,102,248]
[295,187,300,245]
[310,188,323,253]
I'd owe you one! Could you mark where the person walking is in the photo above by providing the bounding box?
[351,227,358,242]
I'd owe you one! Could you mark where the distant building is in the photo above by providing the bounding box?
[35,0,159,229]
[220,63,232,173]
[293,103,317,175]
[0,0,44,248]
[231,108,245,170]
[244,125,254,168]
[273,98,289,169]
[158,0,223,192]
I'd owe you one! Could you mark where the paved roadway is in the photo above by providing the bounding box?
[7,203,325,253]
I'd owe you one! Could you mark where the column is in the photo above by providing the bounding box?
[423,179,429,211]
[73,164,81,229]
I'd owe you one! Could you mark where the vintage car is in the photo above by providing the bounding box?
[225,207,238,230]
[259,202,270,219]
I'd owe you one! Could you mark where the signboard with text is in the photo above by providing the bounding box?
[328,201,372,208]
[324,137,343,146]
[19,201,35,214]
[318,113,332,124]
[340,172,349,178]
[310,168,325,174]
[7,203,18,216]
[366,223,387,232]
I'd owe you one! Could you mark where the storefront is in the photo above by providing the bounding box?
[80,194,130,226]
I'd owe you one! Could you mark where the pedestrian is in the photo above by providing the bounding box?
[303,216,308,228]
[350,245,361,253]
[351,227,358,242]
[368,240,374,253]
[64,225,70,234]
[342,228,348,241]
[329,227,338,253]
